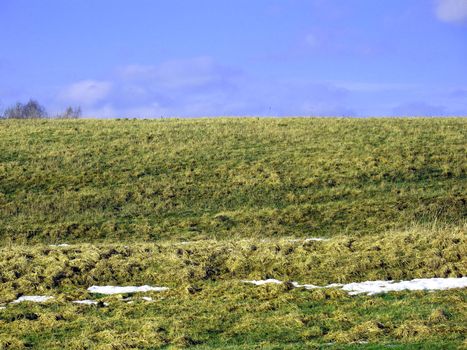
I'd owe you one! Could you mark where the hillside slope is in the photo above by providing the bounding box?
[0,118,465,243]
[1,118,466,349]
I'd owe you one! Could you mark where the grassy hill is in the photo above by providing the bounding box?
[0,118,465,243]
[0,118,466,349]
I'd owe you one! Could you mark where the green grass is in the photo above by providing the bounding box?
[0,118,465,243]
[1,287,466,349]
[0,118,466,349]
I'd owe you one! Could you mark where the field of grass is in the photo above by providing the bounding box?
[0,118,466,349]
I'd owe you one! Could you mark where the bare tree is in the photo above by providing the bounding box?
[60,106,82,119]
[3,100,47,119]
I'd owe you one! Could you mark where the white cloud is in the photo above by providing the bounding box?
[61,80,112,106]
[435,0,467,23]
[156,57,234,90]
[117,64,157,80]
[57,57,357,117]
[118,57,240,91]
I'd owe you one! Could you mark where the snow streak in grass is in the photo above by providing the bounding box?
[11,296,54,303]
[289,237,329,242]
[241,279,283,286]
[304,237,328,242]
[291,282,343,289]
[243,277,467,295]
[87,285,169,295]
[341,278,467,295]
[122,296,153,303]
[72,300,109,306]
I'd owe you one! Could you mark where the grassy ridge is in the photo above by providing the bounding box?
[0,118,466,243]
[0,226,465,302]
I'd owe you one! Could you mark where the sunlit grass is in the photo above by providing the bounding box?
[0,118,465,243]
[0,118,465,348]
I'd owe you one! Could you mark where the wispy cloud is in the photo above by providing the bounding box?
[448,88,467,98]
[57,57,356,117]
[435,0,467,23]
[56,55,464,118]
[332,81,417,93]
[117,57,241,90]
[60,80,112,106]
[302,27,386,57]
[391,101,447,116]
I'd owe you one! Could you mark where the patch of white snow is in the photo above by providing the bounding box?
[87,285,169,295]
[11,296,54,303]
[342,277,467,295]
[241,279,283,286]
[289,237,329,243]
[291,282,321,289]
[243,277,467,295]
[72,300,109,306]
[304,237,329,242]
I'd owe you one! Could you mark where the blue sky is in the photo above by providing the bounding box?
[1,0,466,117]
